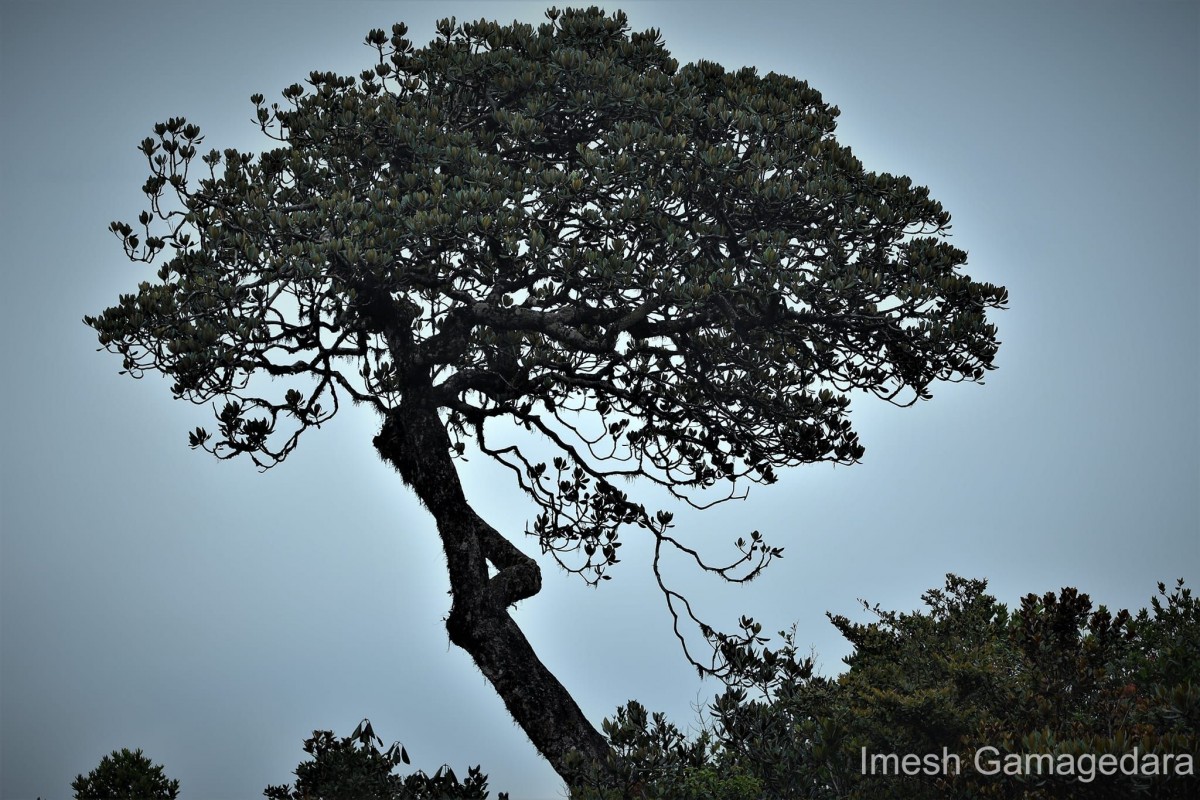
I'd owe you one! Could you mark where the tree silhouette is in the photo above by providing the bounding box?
[72,748,180,800]
[86,7,1006,785]
[582,578,1198,798]
[264,718,504,800]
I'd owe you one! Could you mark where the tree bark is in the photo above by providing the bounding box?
[372,393,613,786]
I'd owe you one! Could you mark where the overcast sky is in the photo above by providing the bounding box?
[1,1,1196,798]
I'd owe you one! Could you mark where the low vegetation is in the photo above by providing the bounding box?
[71,577,1196,799]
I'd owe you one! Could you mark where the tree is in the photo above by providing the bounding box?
[85,6,1006,786]
[263,718,505,800]
[691,576,1199,799]
[582,577,1198,799]
[72,747,180,800]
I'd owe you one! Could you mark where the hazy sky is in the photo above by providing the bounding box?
[1,1,1196,798]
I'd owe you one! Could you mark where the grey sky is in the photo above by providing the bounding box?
[1,1,1196,798]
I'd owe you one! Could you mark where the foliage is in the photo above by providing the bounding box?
[566,700,762,799]
[71,747,180,800]
[578,577,1198,799]
[263,718,507,800]
[85,5,1007,679]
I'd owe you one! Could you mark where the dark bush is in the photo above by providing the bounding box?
[71,747,180,800]
[263,718,506,800]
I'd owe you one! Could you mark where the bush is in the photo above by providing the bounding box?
[576,577,1199,799]
[263,718,507,800]
[71,747,179,800]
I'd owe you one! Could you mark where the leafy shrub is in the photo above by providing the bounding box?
[577,577,1199,799]
[71,747,180,800]
[263,718,506,800]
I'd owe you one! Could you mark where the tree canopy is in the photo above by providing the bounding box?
[72,748,180,800]
[86,6,1007,786]
[579,577,1198,799]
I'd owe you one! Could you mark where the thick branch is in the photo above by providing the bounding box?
[371,392,612,784]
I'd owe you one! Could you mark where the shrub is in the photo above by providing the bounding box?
[263,718,506,800]
[71,747,179,800]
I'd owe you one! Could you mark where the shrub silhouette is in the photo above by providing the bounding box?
[71,747,179,800]
[263,718,506,800]
[574,577,1199,799]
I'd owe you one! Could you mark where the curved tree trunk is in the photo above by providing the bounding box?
[372,394,613,786]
